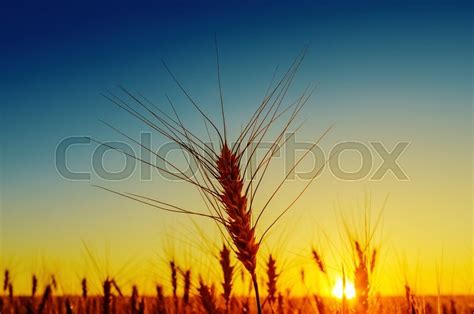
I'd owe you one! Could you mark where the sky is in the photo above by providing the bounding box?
[1,0,472,296]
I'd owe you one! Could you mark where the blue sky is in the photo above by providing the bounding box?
[2,0,471,180]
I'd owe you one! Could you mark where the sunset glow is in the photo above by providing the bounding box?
[1,1,472,313]
[332,277,356,300]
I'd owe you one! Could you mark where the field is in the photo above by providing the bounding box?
[2,48,472,314]
[1,294,473,313]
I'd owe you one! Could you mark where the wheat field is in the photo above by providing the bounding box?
[2,49,473,314]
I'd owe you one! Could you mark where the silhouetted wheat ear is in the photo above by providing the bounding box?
[38,284,52,314]
[131,285,139,314]
[266,254,278,307]
[81,278,88,300]
[51,275,57,291]
[32,275,38,298]
[156,285,167,314]
[277,293,284,313]
[198,279,219,314]
[100,47,318,314]
[170,260,178,312]
[219,245,234,313]
[312,249,326,274]
[370,249,377,273]
[217,144,264,313]
[182,269,191,307]
[3,270,9,292]
[405,284,416,314]
[103,279,112,314]
[353,240,369,314]
[218,145,259,275]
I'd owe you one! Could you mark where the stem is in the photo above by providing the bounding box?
[173,296,178,314]
[251,273,262,314]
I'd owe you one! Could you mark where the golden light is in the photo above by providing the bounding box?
[332,277,356,299]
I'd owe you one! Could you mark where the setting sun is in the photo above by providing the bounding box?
[332,277,356,299]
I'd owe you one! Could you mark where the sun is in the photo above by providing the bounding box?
[332,277,356,299]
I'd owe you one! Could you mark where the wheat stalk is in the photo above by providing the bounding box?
[370,249,377,273]
[341,266,347,314]
[198,279,219,314]
[219,245,234,313]
[3,270,9,293]
[65,298,73,314]
[341,195,385,314]
[266,254,278,309]
[7,283,13,304]
[138,298,145,314]
[170,260,178,313]
[81,277,88,300]
[131,285,139,314]
[99,45,329,314]
[156,285,167,314]
[277,292,284,314]
[354,240,369,314]
[314,295,326,314]
[405,284,415,314]
[32,274,38,299]
[103,279,111,314]
[312,248,326,274]
[182,269,191,309]
[37,284,52,314]
[311,248,328,314]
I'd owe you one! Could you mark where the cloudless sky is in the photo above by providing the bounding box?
[1,0,472,295]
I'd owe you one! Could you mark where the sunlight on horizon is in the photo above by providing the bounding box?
[332,277,356,300]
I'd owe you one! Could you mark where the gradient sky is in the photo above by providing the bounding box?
[1,0,472,296]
